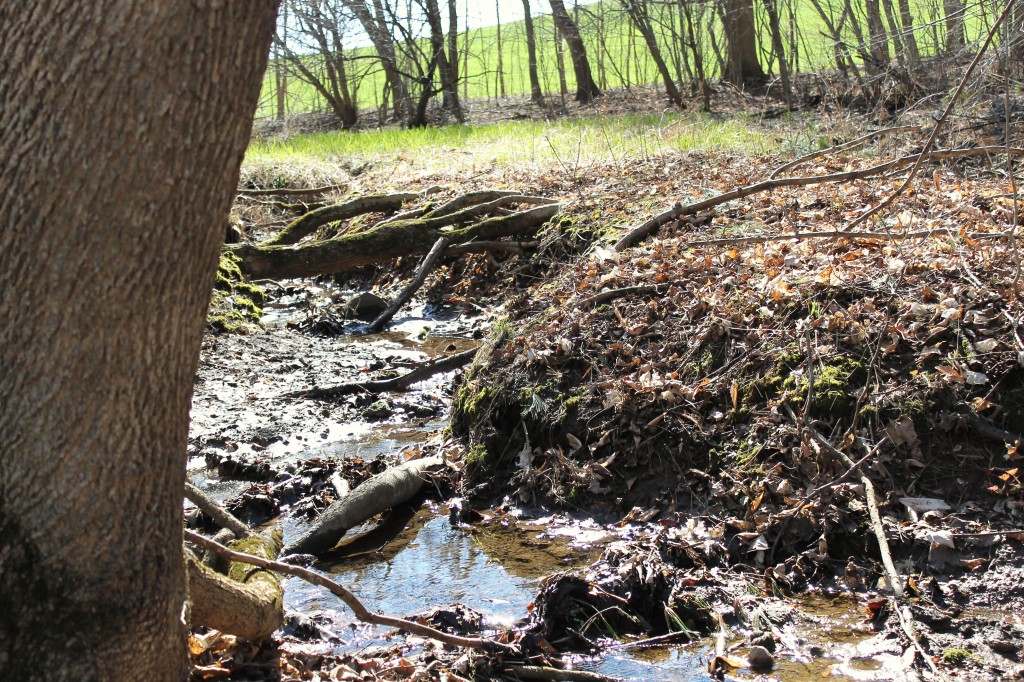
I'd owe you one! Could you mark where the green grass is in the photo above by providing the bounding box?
[259,0,1007,120]
[244,111,779,174]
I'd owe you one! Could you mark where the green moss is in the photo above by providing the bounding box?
[208,252,265,334]
[941,647,972,666]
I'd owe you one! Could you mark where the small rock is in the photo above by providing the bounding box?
[747,645,775,670]
[344,292,389,320]
[363,399,393,420]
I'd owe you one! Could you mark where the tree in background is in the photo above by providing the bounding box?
[549,0,602,103]
[721,0,765,86]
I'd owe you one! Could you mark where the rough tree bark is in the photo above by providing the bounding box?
[0,2,278,680]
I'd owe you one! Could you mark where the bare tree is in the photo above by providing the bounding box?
[621,0,685,108]
[281,0,362,128]
[549,0,602,103]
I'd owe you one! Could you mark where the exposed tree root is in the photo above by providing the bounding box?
[227,192,559,279]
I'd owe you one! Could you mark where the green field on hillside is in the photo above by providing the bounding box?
[258,0,1002,120]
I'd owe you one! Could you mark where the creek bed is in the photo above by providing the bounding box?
[188,296,883,681]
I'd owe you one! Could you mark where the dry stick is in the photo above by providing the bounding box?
[847,0,1018,230]
[367,237,450,334]
[237,184,346,198]
[613,147,1024,252]
[184,482,252,539]
[579,282,681,308]
[769,125,922,178]
[785,407,944,679]
[505,665,621,682]
[287,346,479,400]
[183,529,515,654]
[678,226,1011,250]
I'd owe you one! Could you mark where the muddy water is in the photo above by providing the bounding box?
[189,294,883,681]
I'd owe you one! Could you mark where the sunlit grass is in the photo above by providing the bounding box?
[244,112,779,179]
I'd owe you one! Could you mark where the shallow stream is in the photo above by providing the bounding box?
[188,294,884,680]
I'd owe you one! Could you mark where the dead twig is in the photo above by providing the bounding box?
[184,529,515,654]
[783,406,943,679]
[287,347,478,400]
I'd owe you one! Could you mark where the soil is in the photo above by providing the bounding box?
[190,95,1024,681]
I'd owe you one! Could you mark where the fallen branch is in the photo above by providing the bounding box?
[579,282,679,308]
[785,407,942,679]
[965,412,1023,446]
[769,125,921,178]
[185,528,514,654]
[283,456,443,556]
[185,481,252,539]
[288,346,478,400]
[505,665,621,682]
[367,237,449,333]
[613,146,1024,252]
[676,226,1009,250]
[237,184,345,198]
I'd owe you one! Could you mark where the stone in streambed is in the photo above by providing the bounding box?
[344,292,388,320]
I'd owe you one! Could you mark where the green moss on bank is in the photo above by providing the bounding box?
[208,252,265,333]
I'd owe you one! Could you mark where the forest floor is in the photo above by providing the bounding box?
[188,93,1024,681]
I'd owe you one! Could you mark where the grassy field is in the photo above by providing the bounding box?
[240,108,841,190]
[258,0,1004,120]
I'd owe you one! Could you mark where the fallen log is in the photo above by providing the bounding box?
[187,529,284,640]
[283,456,443,556]
[260,192,420,247]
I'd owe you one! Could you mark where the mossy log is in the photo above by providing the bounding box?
[283,456,442,556]
[227,203,558,280]
[187,529,284,640]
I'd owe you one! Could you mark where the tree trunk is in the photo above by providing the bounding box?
[0,2,277,680]
[423,0,463,122]
[762,0,793,105]
[548,0,602,103]
[622,0,685,109]
[943,0,966,54]
[721,0,766,86]
[523,0,545,103]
